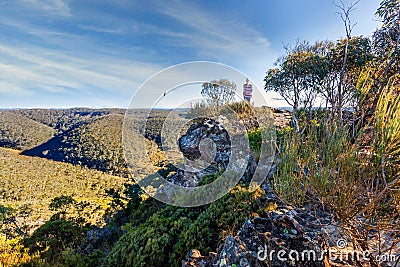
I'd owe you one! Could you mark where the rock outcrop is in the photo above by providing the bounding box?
[271,108,292,128]
[183,204,330,267]
[167,117,257,187]
[167,117,232,187]
[182,199,400,267]
[167,107,289,187]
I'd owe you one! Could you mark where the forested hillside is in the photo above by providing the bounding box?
[0,147,129,266]
[0,112,54,150]
[0,1,399,266]
[0,148,127,227]
[7,108,124,133]
[21,114,129,177]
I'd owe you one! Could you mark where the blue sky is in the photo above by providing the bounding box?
[0,0,381,108]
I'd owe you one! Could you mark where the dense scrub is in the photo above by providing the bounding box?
[7,108,124,133]
[0,112,55,150]
[0,147,130,266]
[64,185,267,267]
[21,115,130,177]
[0,148,127,228]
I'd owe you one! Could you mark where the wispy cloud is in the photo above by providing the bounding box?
[0,81,31,96]
[20,0,71,17]
[155,0,270,60]
[0,44,162,99]
[78,25,125,34]
[146,0,277,90]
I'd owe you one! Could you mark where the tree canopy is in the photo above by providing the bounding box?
[201,79,237,107]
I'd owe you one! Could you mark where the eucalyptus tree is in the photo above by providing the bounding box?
[264,41,323,131]
[201,79,237,108]
[320,37,373,118]
[373,0,400,83]
[334,0,360,123]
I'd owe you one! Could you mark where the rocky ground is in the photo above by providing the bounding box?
[182,196,331,267]
[182,193,400,267]
[178,109,400,267]
[271,108,292,129]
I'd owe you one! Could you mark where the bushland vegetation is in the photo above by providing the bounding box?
[0,1,398,266]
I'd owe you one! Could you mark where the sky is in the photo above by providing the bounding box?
[0,0,382,108]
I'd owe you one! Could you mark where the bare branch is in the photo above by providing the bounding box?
[333,0,360,38]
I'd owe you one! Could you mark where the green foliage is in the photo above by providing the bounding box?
[0,111,55,150]
[0,203,30,240]
[376,0,400,27]
[106,186,263,267]
[374,74,400,170]
[264,42,321,109]
[246,128,262,161]
[274,122,354,207]
[0,147,128,229]
[49,195,76,212]
[372,0,400,92]
[22,195,95,264]
[197,172,220,186]
[330,37,373,71]
[264,41,322,130]
[57,248,106,267]
[23,218,89,264]
[201,79,237,107]
[265,37,373,126]
[0,235,40,267]
[374,0,400,59]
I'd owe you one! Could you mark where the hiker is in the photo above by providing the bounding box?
[243,78,253,103]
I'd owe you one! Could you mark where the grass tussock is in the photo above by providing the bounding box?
[273,73,400,264]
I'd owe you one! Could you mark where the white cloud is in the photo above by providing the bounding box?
[0,44,162,100]
[0,0,281,108]
[155,0,270,59]
[78,25,125,34]
[150,0,278,99]
[0,81,31,95]
[20,0,71,17]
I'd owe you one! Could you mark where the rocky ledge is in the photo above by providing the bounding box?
[182,191,400,267]
[182,200,330,267]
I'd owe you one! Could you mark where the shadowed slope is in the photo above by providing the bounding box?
[0,111,55,150]
[22,114,130,177]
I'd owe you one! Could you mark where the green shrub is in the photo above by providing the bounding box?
[106,186,264,267]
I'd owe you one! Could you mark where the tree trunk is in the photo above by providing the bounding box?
[338,40,349,126]
[292,105,299,132]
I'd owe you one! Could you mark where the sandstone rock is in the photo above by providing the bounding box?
[183,202,333,267]
[182,249,216,267]
[168,117,255,187]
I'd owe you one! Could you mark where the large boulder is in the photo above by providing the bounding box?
[167,117,255,187]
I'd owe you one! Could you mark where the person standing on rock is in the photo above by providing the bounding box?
[243,78,253,103]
